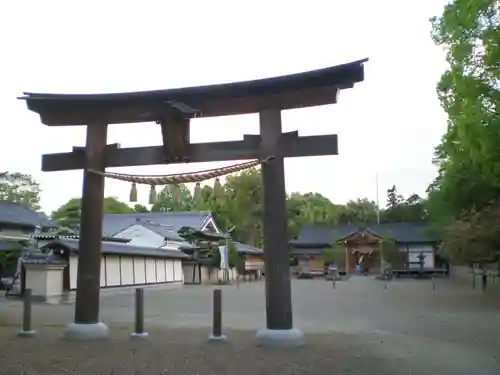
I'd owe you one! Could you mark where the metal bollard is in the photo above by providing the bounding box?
[18,289,36,338]
[432,276,436,291]
[207,288,228,343]
[384,281,388,292]
[481,273,487,292]
[332,278,336,289]
[130,288,148,339]
[236,275,240,289]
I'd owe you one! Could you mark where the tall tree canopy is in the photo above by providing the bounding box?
[51,196,135,228]
[427,0,500,262]
[0,172,42,211]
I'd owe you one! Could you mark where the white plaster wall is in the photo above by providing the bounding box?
[174,260,183,282]
[46,268,64,297]
[145,258,157,283]
[70,255,78,289]
[166,260,174,281]
[156,259,166,282]
[106,255,121,286]
[25,267,47,296]
[134,257,146,284]
[114,224,165,247]
[100,257,106,287]
[408,245,434,268]
[121,257,134,285]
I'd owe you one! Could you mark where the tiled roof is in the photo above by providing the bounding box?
[233,242,264,255]
[41,239,188,259]
[139,222,186,241]
[102,211,212,237]
[33,233,130,243]
[0,201,56,228]
[290,222,439,247]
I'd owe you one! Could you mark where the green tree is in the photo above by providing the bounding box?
[0,172,42,211]
[377,238,403,267]
[133,204,149,213]
[382,187,427,223]
[51,197,134,228]
[427,0,500,260]
[151,184,193,212]
[337,198,378,224]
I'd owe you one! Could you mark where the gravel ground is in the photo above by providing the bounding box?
[0,277,499,374]
[0,327,398,375]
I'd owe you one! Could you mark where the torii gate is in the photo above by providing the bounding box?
[19,58,367,346]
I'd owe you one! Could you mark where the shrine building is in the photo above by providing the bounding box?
[290,222,441,275]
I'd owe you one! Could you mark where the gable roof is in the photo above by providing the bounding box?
[291,222,439,248]
[102,211,213,237]
[0,201,56,229]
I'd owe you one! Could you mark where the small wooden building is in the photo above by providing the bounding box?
[290,222,440,275]
[40,237,187,292]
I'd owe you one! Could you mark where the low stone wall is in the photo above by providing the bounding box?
[450,265,500,291]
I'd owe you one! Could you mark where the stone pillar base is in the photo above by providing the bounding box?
[64,322,109,341]
[255,328,305,348]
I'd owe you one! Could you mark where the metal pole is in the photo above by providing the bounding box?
[384,281,388,292]
[18,289,36,337]
[213,289,222,337]
[432,276,436,291]
[481,270,487,292]
[375,172,380,225]
[208,288,228,343]
[130,288,148,339]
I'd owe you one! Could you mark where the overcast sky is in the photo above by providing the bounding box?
[1,0,449,214]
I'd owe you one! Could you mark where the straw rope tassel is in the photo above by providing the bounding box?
[193,182,201,201]
[213,177,222,197]
[148,185,157,204]
[172,184,181,203]
[129,182,138,202]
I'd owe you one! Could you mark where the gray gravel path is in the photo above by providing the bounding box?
[0,277,498,374]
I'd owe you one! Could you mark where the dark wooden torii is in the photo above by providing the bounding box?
[19,58,367,341]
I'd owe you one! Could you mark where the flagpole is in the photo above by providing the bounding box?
[375,172,380,225]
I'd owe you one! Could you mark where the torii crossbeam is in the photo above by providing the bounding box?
[19,58,367,345]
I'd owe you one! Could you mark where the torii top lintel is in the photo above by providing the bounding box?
[19,59,368,126]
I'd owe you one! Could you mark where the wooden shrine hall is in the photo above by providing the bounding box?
[20,58,367,345]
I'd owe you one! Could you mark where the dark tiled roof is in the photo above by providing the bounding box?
[33,233,130,243]
[139,222,186,241]
[42,239,188,259]
[102,211,212,237]
[233,242,264,255]
[0,201,56,228]
[291,222,439,247]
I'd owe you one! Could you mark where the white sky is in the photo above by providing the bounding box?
[0,0,449,214]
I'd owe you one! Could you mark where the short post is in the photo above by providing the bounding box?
[236,275,240,289]
[472,272,476,290]
[18,289,36,338]
[384,281,388,292]
[332,278,336,289]
[207,288,227,343]
[481,270,487,292]
[432,276,436,291]
[130,288,148,339]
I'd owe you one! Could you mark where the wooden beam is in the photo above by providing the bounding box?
[41,134,338,172]
[30,86,341,126]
